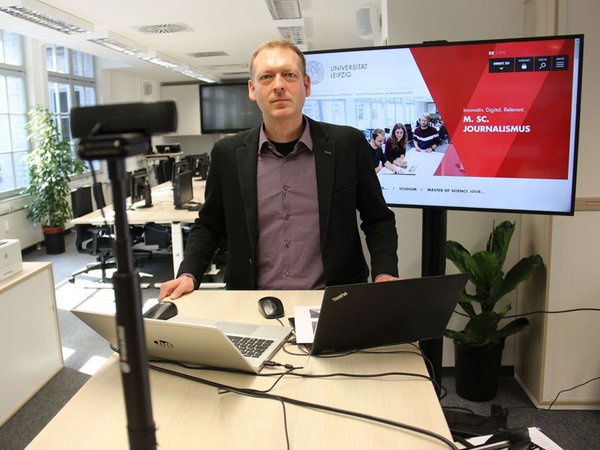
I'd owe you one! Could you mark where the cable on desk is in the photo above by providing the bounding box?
[147,363,459,450]
[453,307,600,320]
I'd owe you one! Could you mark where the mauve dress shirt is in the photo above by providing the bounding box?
[256,120,325,290]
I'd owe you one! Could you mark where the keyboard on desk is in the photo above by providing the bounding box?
[228,335,274,358]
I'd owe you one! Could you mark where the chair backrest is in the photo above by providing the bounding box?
[71,186,95,252]
[92,182,106,209]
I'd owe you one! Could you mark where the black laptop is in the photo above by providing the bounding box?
[310,273,469,355]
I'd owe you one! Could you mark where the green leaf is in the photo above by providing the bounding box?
[444,220,543,348]
[493,318,529,340]
[22,105,85,228]
[497,255,544,299]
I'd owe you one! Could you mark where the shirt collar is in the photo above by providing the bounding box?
[258,116,313,155]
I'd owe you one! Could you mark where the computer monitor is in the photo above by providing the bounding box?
[170,160,190,183]
[173,169,193,209]
[130,169,148,204]
[189,154,210,179]
[155,143,181,154]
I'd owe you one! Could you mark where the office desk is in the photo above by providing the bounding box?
[72,181,204,272]
[379,145,446,176]
[27,290,453,449]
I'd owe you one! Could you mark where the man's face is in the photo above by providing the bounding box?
[373,134,384,148]
[248,47,311,122]
[419,116,430,128]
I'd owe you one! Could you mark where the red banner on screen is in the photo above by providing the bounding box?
[411,40,574,179]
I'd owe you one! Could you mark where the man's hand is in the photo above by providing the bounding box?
[158,276,195,301]
[375,274,400,283]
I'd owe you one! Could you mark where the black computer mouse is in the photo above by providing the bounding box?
[143,301,178,320]
[258,296,285,319]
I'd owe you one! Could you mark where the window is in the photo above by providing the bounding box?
[46,45,96,166]
[0,30,27,197]
[47,45,96,141]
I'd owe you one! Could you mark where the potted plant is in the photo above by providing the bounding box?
[445,220,544,401]
[23,105,86,254]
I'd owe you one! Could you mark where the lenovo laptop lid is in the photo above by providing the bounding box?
[310,273,469,355]
[72,309,292,373]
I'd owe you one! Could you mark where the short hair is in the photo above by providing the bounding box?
[249,39,306,78]
[421,112,431,120]
[371,128,385,140]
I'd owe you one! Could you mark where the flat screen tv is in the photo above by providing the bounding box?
[303,35,583,215]
[200,82,263,134]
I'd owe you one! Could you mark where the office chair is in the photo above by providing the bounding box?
[69,186,116,284]
[94,180,153,261]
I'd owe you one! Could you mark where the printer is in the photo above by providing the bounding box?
[0,239,23,283]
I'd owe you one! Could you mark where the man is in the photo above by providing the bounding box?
[412,113,440,153]
[370,128,401,174]
[159,40,398,300]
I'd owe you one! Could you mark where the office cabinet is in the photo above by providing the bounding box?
[515,214,600,409]
[0,262,63,425]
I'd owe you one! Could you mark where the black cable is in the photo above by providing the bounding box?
[452,307,600,320]
[278,399,291,450]
[164,358,436,384]
[547,376,600,410]
[147,363,459,450]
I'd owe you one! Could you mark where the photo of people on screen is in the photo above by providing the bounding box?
[370,128,401,174]
[413,113,440,152]
[385,123,408,168]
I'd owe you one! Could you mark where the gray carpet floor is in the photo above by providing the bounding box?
[1,231,598,449]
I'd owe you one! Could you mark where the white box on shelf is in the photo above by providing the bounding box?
[0,239,23,282]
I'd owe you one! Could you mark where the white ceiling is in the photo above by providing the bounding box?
[0,0,382,83]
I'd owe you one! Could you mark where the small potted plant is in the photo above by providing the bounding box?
[23,105,86,254]
[445,220,544,401]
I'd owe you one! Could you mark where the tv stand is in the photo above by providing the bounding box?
[420,207,448,392]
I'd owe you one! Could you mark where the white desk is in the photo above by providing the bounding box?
[72,181,204,272]
[379,145,446,176]
[27,290,453,449]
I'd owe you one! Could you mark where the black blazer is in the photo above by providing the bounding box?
[178,117,398,289]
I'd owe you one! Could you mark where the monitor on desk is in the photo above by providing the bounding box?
[130,169,148,204]
[171,160,190,183]
[155,143,181,154]
[189,153,210,179]
[173,169,194,208]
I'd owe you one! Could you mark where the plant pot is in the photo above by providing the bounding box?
[454,340,505,402]
[43,227,65,255]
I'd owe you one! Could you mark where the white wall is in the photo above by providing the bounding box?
[514,0,600,407]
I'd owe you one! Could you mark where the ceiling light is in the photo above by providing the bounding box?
[137,51,179,69]
[264,0,301,20]
[278,26,305,46]
[87,30,146,56]
[174,65,219,83]
[0,0,93,34]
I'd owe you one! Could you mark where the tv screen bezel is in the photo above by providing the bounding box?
[199,82,263,134]
[304,34,584,216]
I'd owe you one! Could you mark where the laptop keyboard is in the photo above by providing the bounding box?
[228,335,274,358]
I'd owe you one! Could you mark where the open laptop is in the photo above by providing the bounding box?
[72,309,293,373]
[309,273,469,355]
